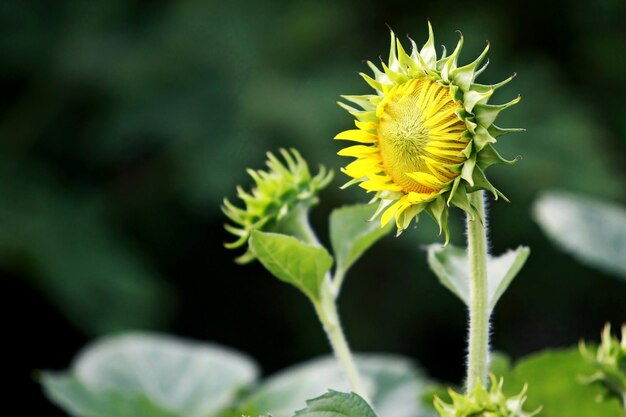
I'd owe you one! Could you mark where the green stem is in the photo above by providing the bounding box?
[315,282,369,402]
[281,206,369,401]
[330,269,345,298]
[277,203,321,246]
[466,191,490,392]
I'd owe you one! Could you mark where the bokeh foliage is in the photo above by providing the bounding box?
[1,0,624,414]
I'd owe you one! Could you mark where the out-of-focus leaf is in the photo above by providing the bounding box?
[239,354,437,417]
[41,333,259,417]
[293,390,377,417]
[427,244,529,310]
[489,351,512,377]
[496,348,624,417]
[533,191,626,280]
[249,230,333,302]
[329,204,392,285]
[0,162,173,335]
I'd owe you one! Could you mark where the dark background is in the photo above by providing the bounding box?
[2,0,625,414]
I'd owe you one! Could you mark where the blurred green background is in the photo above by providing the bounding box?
[2,0,624,414]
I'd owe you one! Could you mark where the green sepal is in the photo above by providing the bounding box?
[476,144,519,169]
[447,183,478,221]
[474,96,522,127]
[366,60,387,83]
[579,323,626,404]
[466,166,502,201]
[396,201,427,235]
[441,32,464,82]
[463,88,493,113]
[381,61,409,84]
[360,72,387,93]
[472,126,498,151]
[425,196,451,244]
[396,34,420,72]
[450,41,489,90]
[249,230,333,303]
[460,138,473,159]
[420,21,437,68]
[450,83,462,102]
[340,95,377,111]
[336,101,377,123]
[460,154,477,186]
[446,177,462,206]
[434,374,540,417]
[488,124,525,138]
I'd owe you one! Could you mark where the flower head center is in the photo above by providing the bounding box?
[377,78,466,194]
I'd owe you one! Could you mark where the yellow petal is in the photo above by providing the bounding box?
[355,120,378,132]
[334,129,378,143]
[337,145,379,157]
[406,191,436,203]
[406,171,445,189]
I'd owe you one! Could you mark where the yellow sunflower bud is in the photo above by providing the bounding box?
[434,374,541,417]
[222,148,332,264]
[335,22,522,241]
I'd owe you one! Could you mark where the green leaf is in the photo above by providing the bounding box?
[489,351,512,377]
[41,374,178,417]
[488,246,530,310]
[41,332,259,417]
[427,245,469,305]
[427,244,529,310]
[329,204,392,283]
[249,230,333,302]
[496,348,624,417]
[533,191,626,280]
[239,354,437,417]
[293,390,377,417]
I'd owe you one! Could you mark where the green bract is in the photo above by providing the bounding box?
[435,375,540,417]
[580,323,626,406]
[222,148,333,263]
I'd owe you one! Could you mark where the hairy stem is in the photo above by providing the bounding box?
[315,282,369,401]
[283,207,369,401]
[466,191,490,392]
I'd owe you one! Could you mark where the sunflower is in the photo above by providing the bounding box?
[222,148,332,263]
[335,22,521,240]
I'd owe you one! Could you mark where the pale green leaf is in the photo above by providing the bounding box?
[427,245,469,305]
[427,244,529,310]
[487,246,530,310]
[239,354,437,417]
[293,390,377,417]
[497,348,624,417]
[250,230,333,302]
[41,333,259,417]
[533,191,626,280]
[329,204,392,284]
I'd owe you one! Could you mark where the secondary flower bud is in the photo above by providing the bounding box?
[222,148,332,263]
